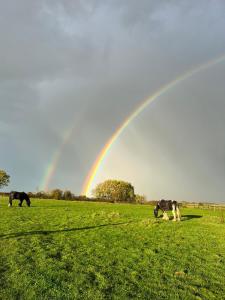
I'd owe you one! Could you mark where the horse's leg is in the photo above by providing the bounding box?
[8,194,13,207]
[172,204,177,221]
[165,212,169,220]
[176,207,181,221]
[162,211,169,220]
[26,198,31,207]
[19,199,23,207]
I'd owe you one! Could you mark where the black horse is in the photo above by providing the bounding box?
[8,191,31,207]
[154,199,181,221]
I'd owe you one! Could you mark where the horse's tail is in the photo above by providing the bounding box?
[8,191,14,206]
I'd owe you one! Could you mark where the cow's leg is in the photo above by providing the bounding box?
[172,204,177,221]
[162,211,169,220]
[176,207,181,221]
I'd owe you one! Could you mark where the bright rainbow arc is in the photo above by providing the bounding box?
[81,54,225,196]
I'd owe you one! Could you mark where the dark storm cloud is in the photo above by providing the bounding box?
[0,0,225,201]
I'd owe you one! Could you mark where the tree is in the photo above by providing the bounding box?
[135,194,147,204]
[0,169,10,189]
[50,189,63,200]
[93,179,135,203]
[35,191,49,199]
[63,190,73,200]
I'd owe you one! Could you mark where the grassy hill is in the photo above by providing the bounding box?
[0,198,224,299]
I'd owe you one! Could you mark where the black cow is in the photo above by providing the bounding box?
[8,191,31,207]
[154,199,181,221]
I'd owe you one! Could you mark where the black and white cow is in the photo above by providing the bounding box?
[8,191,31,207]
[154,199,181,221]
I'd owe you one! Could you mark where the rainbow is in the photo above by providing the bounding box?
[40,54,225,193]
[82,54,225,195]
[40,125,75,191]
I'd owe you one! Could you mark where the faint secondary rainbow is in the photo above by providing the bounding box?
[40,126,75,191]
[82,54,225,196]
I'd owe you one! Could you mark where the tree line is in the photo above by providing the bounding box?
[0,169,148,204]
[29,182,147,204]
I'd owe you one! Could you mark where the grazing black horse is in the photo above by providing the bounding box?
[154,199,181,221]
[8,191,31,207]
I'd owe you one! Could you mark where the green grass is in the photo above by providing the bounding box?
[0,198,225,300]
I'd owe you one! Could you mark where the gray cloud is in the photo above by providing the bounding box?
[0,0,225,201]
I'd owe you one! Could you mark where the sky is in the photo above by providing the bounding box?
[1,0,225,202]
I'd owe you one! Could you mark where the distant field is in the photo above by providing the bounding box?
[0,198,225,300]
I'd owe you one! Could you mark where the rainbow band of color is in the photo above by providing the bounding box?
[40,126,75,191]
[81,54,225,196]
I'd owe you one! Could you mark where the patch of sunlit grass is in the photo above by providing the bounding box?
[0,198,224,299]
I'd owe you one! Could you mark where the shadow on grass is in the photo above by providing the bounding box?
[157,214,202,221]
[0,221,133,240]
[181,215,202,221]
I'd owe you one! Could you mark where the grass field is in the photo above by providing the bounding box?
[0,198,225,300]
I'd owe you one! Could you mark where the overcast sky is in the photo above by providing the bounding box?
[1,0,225,202]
